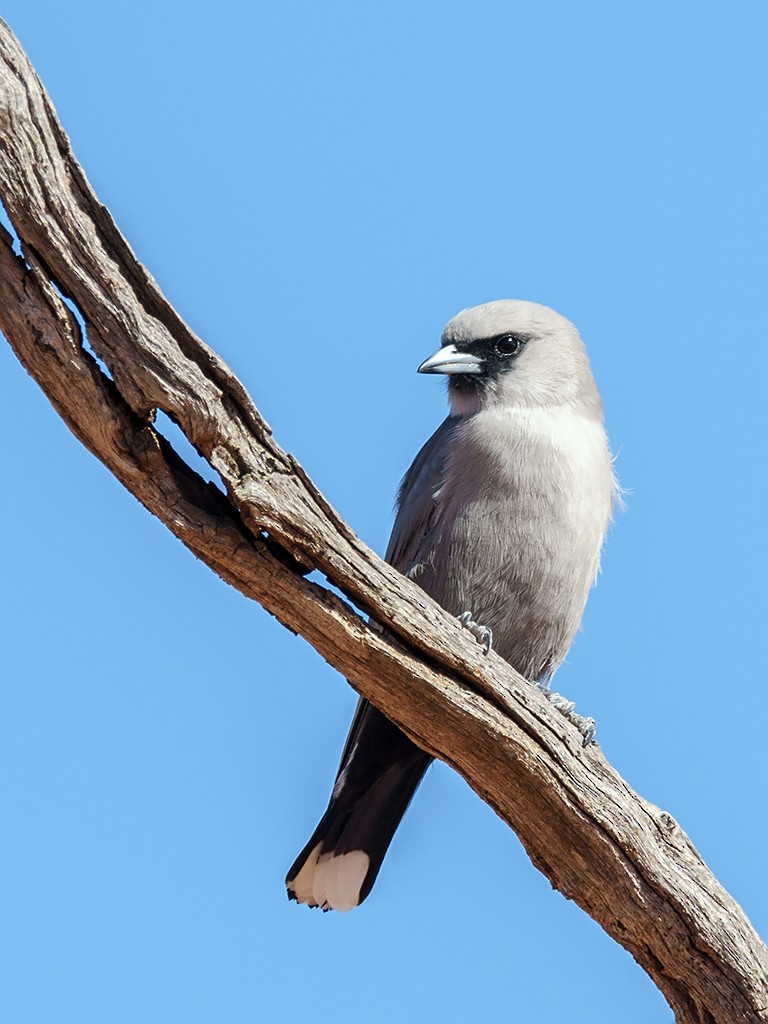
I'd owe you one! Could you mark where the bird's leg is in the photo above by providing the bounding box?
[534,678,596,747]
[458,611,493,655]
[457,618,596,745]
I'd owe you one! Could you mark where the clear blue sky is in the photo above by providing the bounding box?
[1,4,766,1022]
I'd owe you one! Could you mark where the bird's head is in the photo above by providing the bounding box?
[418,300,602,419]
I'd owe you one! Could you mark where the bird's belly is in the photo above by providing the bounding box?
[416,452,610,681]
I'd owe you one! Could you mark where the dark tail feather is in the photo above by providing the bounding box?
[286,700,431,911]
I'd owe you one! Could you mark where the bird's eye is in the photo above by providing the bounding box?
[495,335,521,356]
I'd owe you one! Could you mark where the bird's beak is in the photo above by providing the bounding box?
[417,343,483,375]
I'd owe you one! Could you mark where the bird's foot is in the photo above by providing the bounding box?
[458,611,493,654]
[534,679,596,747]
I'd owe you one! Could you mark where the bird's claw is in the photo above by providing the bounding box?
[577,716,597,747]
[534,679,596,746]
[458,611,493,654]
[458,622,595,743]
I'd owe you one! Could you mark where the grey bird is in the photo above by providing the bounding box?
[286,299,616,912]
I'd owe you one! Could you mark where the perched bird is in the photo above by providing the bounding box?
[286,299,616,912]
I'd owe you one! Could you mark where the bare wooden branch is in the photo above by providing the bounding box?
[0,20,766,1023]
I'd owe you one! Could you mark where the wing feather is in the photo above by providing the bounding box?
[384,415,456,574]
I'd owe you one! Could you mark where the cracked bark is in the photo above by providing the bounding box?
[0,19,766,1024]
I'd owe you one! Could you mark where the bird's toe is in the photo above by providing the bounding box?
[534,681,597,746]
[458,611,493,654]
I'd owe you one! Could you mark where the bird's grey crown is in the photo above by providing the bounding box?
[441,299,571,346]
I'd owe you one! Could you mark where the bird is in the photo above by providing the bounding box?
[286,299,616,912]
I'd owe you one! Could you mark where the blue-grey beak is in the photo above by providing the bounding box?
[417,343,483,375]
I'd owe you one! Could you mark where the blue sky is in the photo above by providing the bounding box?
[1,4,766,1022]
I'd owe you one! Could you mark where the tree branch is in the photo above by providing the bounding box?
[0,20,765,1023]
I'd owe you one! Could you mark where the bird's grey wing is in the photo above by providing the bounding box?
[384,414,457,575]
[332,415,456,775]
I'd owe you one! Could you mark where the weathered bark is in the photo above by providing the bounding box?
[0,20,765,1023]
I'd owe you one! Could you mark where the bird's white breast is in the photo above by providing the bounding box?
[502,406,612,532]
[499,405,611,480]
[443,403,615,570]
[454,404,611,484]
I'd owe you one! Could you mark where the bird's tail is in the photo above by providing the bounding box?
[286,700,431,912]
